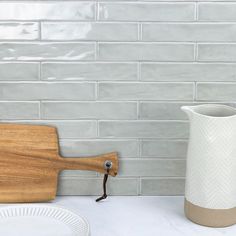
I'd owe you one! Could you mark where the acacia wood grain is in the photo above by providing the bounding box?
[0,123,119,203]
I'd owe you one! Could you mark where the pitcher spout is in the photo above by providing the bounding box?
[181,106,194,119]
[181,104,236,119]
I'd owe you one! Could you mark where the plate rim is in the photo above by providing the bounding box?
[0,204,90,236]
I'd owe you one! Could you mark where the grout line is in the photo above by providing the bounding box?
[0,99,230,103]
[94,81,98,100]
[137,101,140,120]
[2,60,236,63]
[137,62,141,81]
[0,118,190,122]
[95,42,99,60]
[38,22,42,40]
[38,62,42,80]
[0,81,197,84]
[138,177,141,195]
[1,61,235,65]
[96,120,99,138]
[96,1,100,21]
[193,82,197,101]
[95,0,98,21]
[0,100,233,104]
[94,42,97,60]
[2,40,236,44]
[138,23,142,41]
[1,19,236,24]
[195,2,199,21]
[39,101,41,119]
[194,82,197,101]
[138,138,142,159]
[194,43,198,61]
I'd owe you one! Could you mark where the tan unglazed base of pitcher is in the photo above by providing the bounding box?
[185,198,236,227]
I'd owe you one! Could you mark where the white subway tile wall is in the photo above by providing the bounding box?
[0,0,234,196]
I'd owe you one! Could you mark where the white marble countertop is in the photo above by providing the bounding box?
[47,196,236,236]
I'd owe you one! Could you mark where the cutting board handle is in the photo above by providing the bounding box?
[58,152,119,177]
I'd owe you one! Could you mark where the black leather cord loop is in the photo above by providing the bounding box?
[96,168,109,202]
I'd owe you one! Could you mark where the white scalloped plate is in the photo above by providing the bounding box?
[0,204,90,236]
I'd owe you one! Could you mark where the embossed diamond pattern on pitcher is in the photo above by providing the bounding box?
[183,104,236,209]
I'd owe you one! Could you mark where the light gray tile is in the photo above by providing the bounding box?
[41,62,138,81]
[141,140,187,158]
[0,63,39,81]
[197,83,236,101]
[141,178,185,195]
[2,119,97,139]
[0,2,95,20]
[42,22,138,41]
[0,102,39,119]
[98,82,194,101]
[49,120,97,138]
[58,177,138,195]
[198,3,236,21]
[98,2,195,21]
[0,82,95,101]
[3,120,97,139]
[59,139,139,158]
[41,102,137,119]
[98,43,194,61]
[40,121,97,139]
[139,102,193,120]
[99,121,189,138]
[0,42,95,61]
[0,22,38,40]
[142,23,236,42]
[119,159,186,177]
[198,44,236,62]
[141,63,236,82]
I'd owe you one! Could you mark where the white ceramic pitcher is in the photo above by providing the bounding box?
[181,104,236,227]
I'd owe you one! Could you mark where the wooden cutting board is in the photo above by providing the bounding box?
[0,123,118,203]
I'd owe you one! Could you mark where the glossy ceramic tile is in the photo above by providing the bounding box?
[139,102,193,120]
[0,2,95,20]
[142,23,236,42]
[198,44,236,62]
[60,139,139,158]
[198,3,236,21]
[98,43,194,61]
[98,82,194,101]
[42,121,98,139]
[42,22,138,41]
[99,121,189,138]
[0,82,95,100]
[98,2,195,21]
[141,139,188,158]
[141,179,185,195]
[141,63,236,82]
[0,102,39,119]
[197,83,236,101]
[41,62,138,81]
[0,62,39,80]
[0,42,95,61]
[41,102,137,119]
[58,178,139,195]
[0,22,38,40]
[119,159,186,177]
